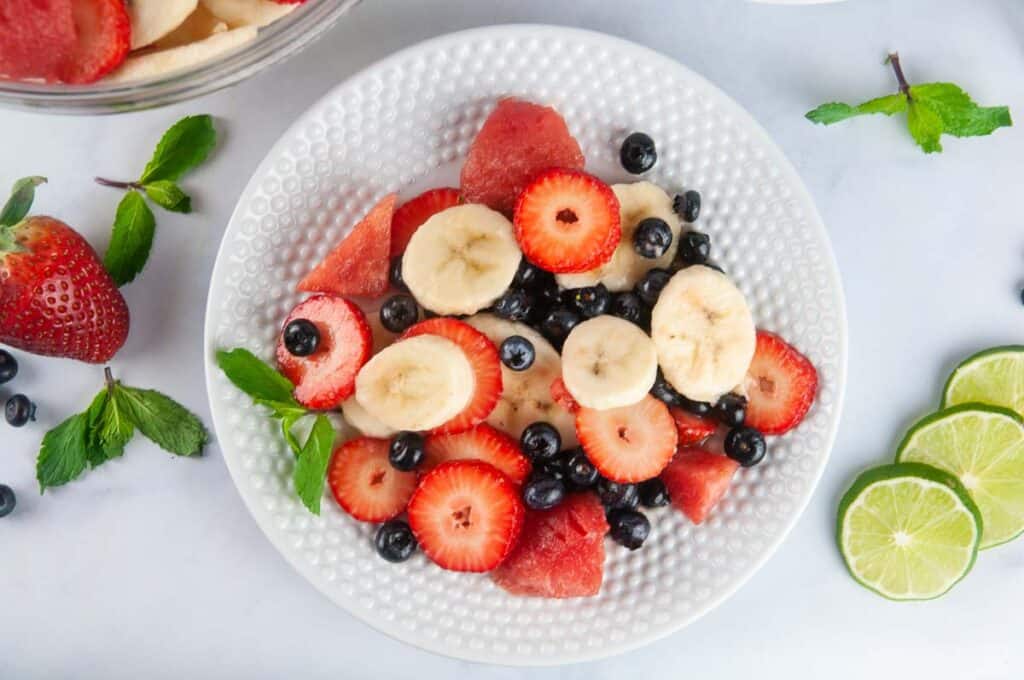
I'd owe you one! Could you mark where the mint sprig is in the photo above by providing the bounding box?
[95,115,217,286]
[806,52,1012,153]
[216,348,339,515]
[36,368,207,493]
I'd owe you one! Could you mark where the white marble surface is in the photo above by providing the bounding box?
[2,1,1023,678]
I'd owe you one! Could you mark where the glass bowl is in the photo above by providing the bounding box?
[0,0,362,115]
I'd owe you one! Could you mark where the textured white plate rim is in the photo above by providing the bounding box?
[203,24,848,667]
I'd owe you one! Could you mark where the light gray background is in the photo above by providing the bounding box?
[3,1,1023,677]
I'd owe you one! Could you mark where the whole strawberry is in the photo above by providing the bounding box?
[0,177,129,363]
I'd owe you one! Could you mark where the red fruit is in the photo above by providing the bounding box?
[550,376,579,414]
[59,0,131,84]
[670,407,717,446]
[298,194,396,298]
[276,295,371,409]
[390,187,460,257]
[401,317,502,434]
[660,447,739,524]
[328,437,418,522]
[1,213,129,364]
[460,98,585,215]
[407,460,524,572]
[0,0,76,82]
[423,424,531,485]
[743,330,819,435]
[491,493,608,598]
[513,168,620,274]
[575,395,677,483]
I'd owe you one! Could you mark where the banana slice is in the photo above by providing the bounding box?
[651,265,756,403]
[128,0,199,50]
[200,0,298,28]
[354,335,475,432]
[465,313,578,447]
[356,297,399,355]
[561,315,658,410]
[557,182,680,292]
[153,5,228,50]
[105,26,257,83]
[340,396,397,439]
[402,204,522,316]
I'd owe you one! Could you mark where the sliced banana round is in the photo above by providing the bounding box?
[402,204,521,316]
[340,396,397,439]
[106,26,257,83]
[200,0,298,28]
[153,4,229,50]
[651,265,756,404]
[561,315,658,410]
[557,182,680,292]
[354,335,475,432]
[128,0,198,50]
[465,314,578,447]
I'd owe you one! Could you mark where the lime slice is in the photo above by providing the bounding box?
[837,463,981,600]
[943,345,1024,416]
[896,404,1024,549]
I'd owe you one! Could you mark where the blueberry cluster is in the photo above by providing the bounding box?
[0,349,30,519]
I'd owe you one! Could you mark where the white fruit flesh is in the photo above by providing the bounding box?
[128,0,199,49]
[200,0,298,28]
[106,26,258,83]
[561,315,658,410]
[341,396,397,439]
[152,5,228,50]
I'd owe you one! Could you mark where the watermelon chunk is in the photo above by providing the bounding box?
[660,447,739,524]
[491,493,608,598]
[298,193,396,298]
[0,0,76,82]
[460,98,585,215]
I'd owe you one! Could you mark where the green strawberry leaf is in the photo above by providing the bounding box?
[139,115,217,184]
[907,99,944,153]
[292,415,337,515]
[805,94,907,125]
[217,348,299,406]
[143,180,192,213]
[104,190,156,287]
[115,386,208,457]
[37,412,90,493]
[0,176,46,227]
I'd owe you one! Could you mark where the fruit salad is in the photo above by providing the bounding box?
[0,0,304,85]
[223,98,821,598]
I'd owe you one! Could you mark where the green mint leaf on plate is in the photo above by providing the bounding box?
[292,415,337,515]
[37,412,90,493]
[143,180,191,213]
[104,190,156,287]
[805,52,1011,153]
[116,386,208,457]
[217,348,299,406]
[139,114,217,184]
[0,176,46,227]
[84,390,134,467]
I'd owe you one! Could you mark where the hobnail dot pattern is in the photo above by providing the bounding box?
[204,26,846,665]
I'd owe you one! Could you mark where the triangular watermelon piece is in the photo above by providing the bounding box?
[298,193,396,298]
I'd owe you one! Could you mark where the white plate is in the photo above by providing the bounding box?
[203,25,847,666]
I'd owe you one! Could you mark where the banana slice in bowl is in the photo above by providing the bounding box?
[561,315,658,410]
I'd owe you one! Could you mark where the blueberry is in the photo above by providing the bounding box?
[564,284,610,319]
[522,473,566,510]
[724,426,767,467]
[499,335,535,372]
[520,422,561,462]
[492,288,531,322]
[5,394,35,427]
[635,268,671,307]
[677,394,713,417]
[389,256,407,291]
[538,459,567,482]
[379,294,419,334]
[375,519,418,562]
[638,478,670,508]
[566,450,599,488]
[673,190,702,223]
[513,258,546,289]
[283,318,320,357]
[620,132,657,174]
[607,509,651,550]
[633,218,673,259]
[597,479,639,510]
[649,369,681,407]
[610,292,648,328]
[713,393,747,427]
[0,484,14,518]
[388,431,425,471]
[0,350,17,385]
[539,306,580,348]
[533,277,562,308]
[675,231,711,266]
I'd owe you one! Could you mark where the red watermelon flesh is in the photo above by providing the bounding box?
[491,493,608,598]
[298,193,396,298]
[660,447,739,525]
[0,0,76,82]
[460,98,585,215]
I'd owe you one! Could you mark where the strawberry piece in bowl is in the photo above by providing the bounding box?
[328,437,418,522]
[0,0,76,82]
[276,295,372,409]
[660,446,740,524]
[60,0,132,84]
[390,187,460,257]
[422,424,531,486]
[670,407,717,446]
[744,330,818,435]
[550,376,580,414]
[407,460,524,573]
[575,395,677,483]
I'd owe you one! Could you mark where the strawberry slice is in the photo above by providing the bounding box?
[575,395,677,483]
[460,98,585,215]
[743,330,818,435]
[423,424,531,485]
[407,460,524,572]
[401,317,502,434]
[298,194,396,298]
[59,0,131,84]
[328,437,418,522]
[660,446,739,524]
[492,493,608,598]
[550,376,579,414]
[670,407,717,446]
[0,0,76,82]
[276,295,372,409]
[513,168,620,274]
[390,187,460,257]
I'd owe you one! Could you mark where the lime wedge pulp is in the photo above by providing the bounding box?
[943,345,1024,417]
[896,404,1024,549]
[837,463,981,600]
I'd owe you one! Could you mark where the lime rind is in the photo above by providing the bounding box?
[837,462,982,601]
[942,345,1024,415]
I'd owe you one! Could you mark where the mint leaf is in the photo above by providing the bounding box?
[806,94,907,125]
[139,115,217,184]
[292,415,337,515]
[87,389,135,467]
[143,180,191,213]
[104,190,156,287]
[217,348,298,406]
[0,176,46,227]
[907,100,944,153]
[116,386,208,456]
[909,83,1012,138]
[37,412,90,492]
